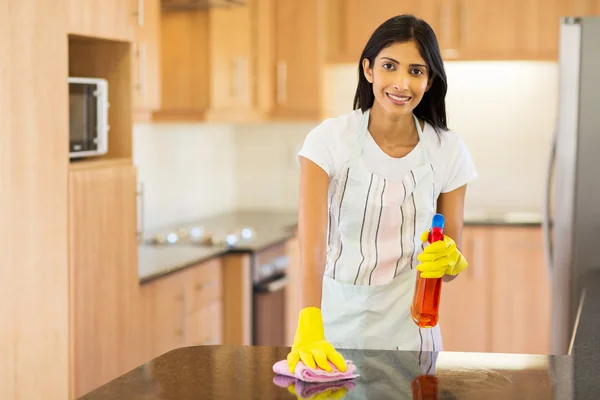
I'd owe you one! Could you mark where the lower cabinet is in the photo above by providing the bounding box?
[140,258,223,361]
[440,225,551,355]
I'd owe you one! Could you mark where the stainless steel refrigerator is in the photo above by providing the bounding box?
[544,15,600,356]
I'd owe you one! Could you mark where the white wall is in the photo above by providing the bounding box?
[133,123,237,231]
[235,61,559,213]
[134,61,560,230]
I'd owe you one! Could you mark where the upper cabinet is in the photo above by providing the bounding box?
[143,0,600,123]
[133,0,163,122]
[67,0,137,41]
[154,0,323,122]
[324,0,600,63]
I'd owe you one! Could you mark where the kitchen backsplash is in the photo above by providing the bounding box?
[134,61,558,231]
[133,123,237,231]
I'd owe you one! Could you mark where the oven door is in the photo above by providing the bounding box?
[253,274,290,346]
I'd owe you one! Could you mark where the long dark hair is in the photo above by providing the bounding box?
[353,14,448,135]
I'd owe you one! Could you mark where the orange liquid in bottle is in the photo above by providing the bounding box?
[411,215,445,328]
[411,375,439,400]
[410,274,443,328]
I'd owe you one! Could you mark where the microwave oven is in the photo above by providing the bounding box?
[69,77,110,159]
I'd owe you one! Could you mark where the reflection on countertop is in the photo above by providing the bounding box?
[138,209,543,283]
[79,345,574,399]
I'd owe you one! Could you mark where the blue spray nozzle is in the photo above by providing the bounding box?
[431,214,445,229]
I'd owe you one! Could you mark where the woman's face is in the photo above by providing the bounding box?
[363,40,432,119]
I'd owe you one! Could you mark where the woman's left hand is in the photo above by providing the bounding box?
[416,231,468,278]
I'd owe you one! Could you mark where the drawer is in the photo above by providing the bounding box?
[184,258,222,315]
[184,301,223,346]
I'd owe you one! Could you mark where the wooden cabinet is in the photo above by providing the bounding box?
[133,0,163,121]
[324,0,600,63]
[204,5,256,121]
[325,0,447,63]
[155,0,323,122]
[153,9,211,121]
[439,226,491,353]
[140,258,224,360]
[284,235,300,346]
[440,225,551,355]
[267,0,322,120]
[67,0,137,41]
[488,227,551,354]
[68,163,144,398]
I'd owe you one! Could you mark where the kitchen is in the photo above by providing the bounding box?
[3,0,600,399]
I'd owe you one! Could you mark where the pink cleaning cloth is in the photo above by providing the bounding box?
[272,359,359,383]
[272,374,356,397]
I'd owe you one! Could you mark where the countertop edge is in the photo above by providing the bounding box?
[139,249,228,284]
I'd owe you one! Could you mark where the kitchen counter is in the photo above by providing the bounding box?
[569,270,600,399]
[79,345,577,399]
[138,210,298,283]
[138,209,542,282]
[138,245,227,283]
[463,210,543,226]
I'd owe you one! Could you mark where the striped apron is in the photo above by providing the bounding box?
[321,108,443,353]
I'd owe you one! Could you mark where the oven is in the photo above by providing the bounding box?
[252,242,290,346]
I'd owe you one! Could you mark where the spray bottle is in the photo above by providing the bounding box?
[410,213,445,328]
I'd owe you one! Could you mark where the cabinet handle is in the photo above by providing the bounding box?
[136,181,145,244]
[134,0,144,27]
[135,42,147,95]
[276,61,287,104]
[195,281,216,291]
[439,0,458,59]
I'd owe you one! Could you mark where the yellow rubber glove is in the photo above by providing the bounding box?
[287,307,347,374]
[416,230,468,278]
[287,382,350,400]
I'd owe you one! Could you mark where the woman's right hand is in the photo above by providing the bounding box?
[287,307,347,374]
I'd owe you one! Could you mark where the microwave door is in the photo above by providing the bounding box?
[69,83,99,155]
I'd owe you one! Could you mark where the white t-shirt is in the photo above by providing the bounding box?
[297,109,478,202]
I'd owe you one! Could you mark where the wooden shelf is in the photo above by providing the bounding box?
[68,35,133,163]
[68,157,132,172]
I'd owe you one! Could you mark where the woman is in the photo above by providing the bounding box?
[287,14,478,374]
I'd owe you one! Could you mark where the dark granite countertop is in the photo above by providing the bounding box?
[80,345,579,399]
[570,270,600,399]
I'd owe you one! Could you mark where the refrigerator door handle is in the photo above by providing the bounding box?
[543,127,558,279]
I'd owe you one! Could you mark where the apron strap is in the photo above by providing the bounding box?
[348,109,370,169]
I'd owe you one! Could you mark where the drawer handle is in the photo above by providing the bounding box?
[195,281,216,291]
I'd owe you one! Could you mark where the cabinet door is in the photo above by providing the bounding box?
[272,0,321,119]
[69,165,142,397]
[489,226,551,354]
[205,5,254,121]
[133,0,162,120]
[185,302,223,346]
[284,236,300,346]
[439,226,491,352]
[154,10,210,121]
[68,0,136,41]
[141,272,186,359]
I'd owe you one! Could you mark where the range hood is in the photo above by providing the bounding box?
[161,0,246,10]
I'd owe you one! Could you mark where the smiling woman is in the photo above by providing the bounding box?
[286,14,479,375]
